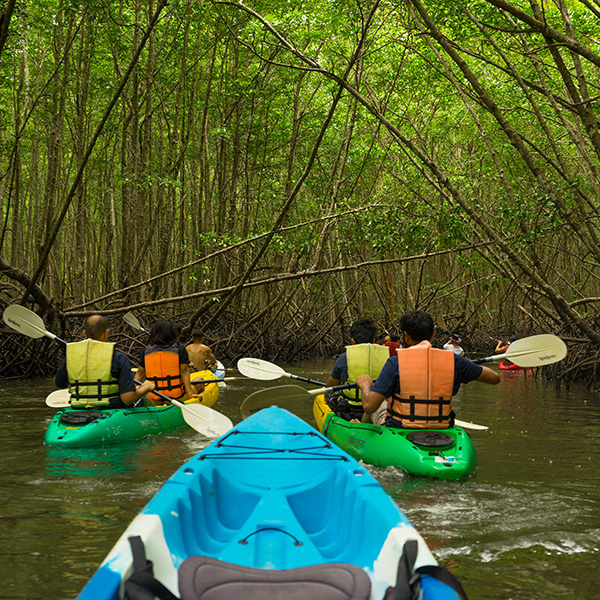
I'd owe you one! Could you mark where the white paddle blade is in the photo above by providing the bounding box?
[46,389,71,408]
[505,334,567,367]
[123,312,149,334]
[171,399,232,438]
[236,357,287,381]
[3,305,55,340]
[455,418,488,431]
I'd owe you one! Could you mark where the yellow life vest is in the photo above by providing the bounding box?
[387,340,455,429]
[144,343,185,403]
[66,339,120,408]
[345,343,390,404]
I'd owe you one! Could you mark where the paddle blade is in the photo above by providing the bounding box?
[171,399,232,438]
[3,305,54,340]
[123,312,149,334]
[46,389,71,408]
[237,357,287,381]
[505,334,567,367]
[454,418,488,431]
[241,385,312,418]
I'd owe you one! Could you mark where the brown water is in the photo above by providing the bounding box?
[1,361,599,599]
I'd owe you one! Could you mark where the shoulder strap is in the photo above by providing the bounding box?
[124,536,180,600]
[384,539,468,600]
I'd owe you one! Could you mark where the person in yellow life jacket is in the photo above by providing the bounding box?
[54,315,155,409]
[134,319,200,406]
[356,310,500,429]
[325,319,390,422]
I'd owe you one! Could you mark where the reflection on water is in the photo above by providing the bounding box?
[1,367,600,600]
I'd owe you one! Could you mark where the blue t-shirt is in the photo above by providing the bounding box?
[372,353,483,398]
[330,353,348,383]
[54,349,136,408]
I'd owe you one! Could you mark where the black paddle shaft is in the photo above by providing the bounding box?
[289,373,328,386]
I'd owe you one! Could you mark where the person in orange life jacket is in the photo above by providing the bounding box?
[54,315,155,408]
[356,310,500,429]
[134,319,200,406]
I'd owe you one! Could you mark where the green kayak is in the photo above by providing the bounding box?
[313,394,477,479]
[44,404,189,447]
[45,370,220,447]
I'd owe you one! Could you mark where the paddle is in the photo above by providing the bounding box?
[237,357,329,386]
[474,328,502,343]
[240,384,489,430]
[3,304,232,438]
[472,334,566,368]
[3,305,66,344]
[123,311,150,335]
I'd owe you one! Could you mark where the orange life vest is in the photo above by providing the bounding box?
[144,343,185,402]
[387,340,455,429]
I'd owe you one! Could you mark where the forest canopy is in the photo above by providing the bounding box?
[1,0,600,379]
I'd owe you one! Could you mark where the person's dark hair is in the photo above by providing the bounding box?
[84,315,108,340]
[399,310,434,343]
[388,333,400,342]
[191,326,204,340]
[150,319,178,347]
[350,319,377,344]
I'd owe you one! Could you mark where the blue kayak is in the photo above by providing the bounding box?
[77,407,466,600]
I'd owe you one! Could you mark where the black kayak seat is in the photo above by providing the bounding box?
[59,410,104,426]
[406,431,454,448]
[178,556,372,600]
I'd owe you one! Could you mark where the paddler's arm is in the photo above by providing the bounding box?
[121,380,155,406]
[477,365,501,385]
[133,365,146,382]
[181,363,200,399]
[355,374,386,415]
[325,375,340,387]
[206,348,218,370]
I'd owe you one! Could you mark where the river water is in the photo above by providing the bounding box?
[1,360,599,600]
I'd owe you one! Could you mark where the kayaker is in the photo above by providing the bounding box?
[443,333,464,356]
[325,319,390,420]
[54,314,155,409]
[382,332,402,357]
[135,319,200,406]
[495,335,516,354]
[356,310,500,429]
[495,335,517,367]
[185,327,218,371]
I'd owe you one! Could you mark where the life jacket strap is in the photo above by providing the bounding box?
[388,395,451,423]
[70,379,118,401]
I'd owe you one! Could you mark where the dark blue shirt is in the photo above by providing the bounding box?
[330,353,349,382]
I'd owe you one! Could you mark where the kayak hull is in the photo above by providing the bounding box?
[77,406,463,600]
[498,360,523,371]
[313,394,477,480]
[44,370,219,447]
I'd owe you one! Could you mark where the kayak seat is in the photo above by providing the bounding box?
[59,410,104,426]
[405,431,454,448]
[178,556,371,600]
